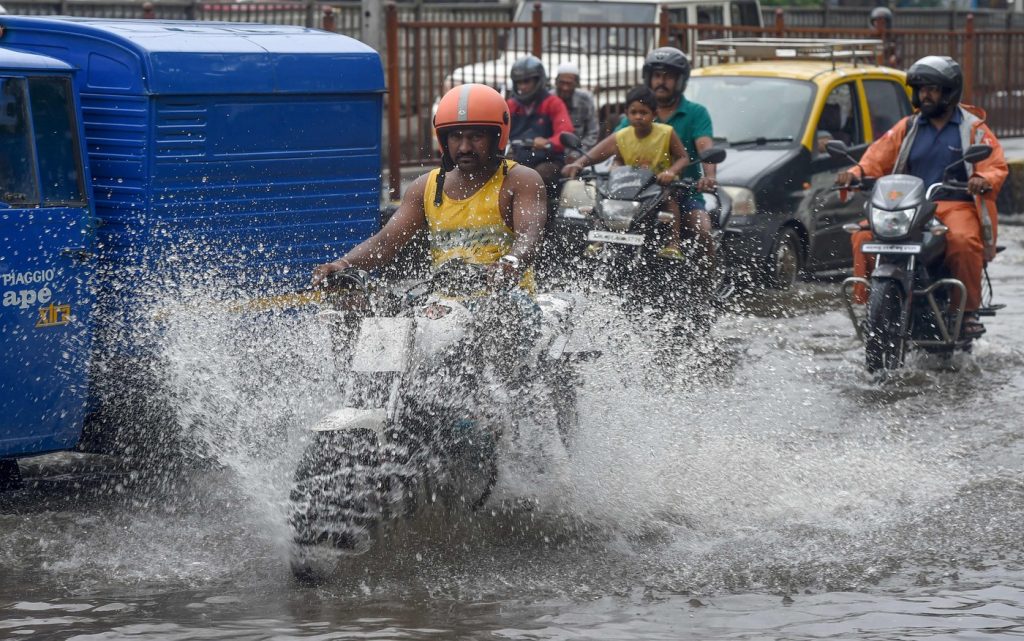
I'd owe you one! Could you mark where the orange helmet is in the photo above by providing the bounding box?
[433,83,510,157]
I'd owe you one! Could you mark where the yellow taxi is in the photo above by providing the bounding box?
[688,39,911,288]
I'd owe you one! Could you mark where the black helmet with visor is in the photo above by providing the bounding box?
[642,47,691,99]
[906,55,962,112]
[509,55,547,103]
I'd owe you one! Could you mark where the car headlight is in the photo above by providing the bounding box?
[597,199,641,231]
[720,185,756,217]
[871,206,914,238]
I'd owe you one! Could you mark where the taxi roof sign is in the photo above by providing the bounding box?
[696,37,883,67]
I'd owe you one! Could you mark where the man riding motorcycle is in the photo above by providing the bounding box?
[615,47,718,266]
[506,55,575,203]
[313,83,547,291]
[836,55,1008,338]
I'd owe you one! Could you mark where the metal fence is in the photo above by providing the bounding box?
[762,6,1024,30]
[383,7,1024,194]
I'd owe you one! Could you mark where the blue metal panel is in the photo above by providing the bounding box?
[0,208,94,458]
[0,48,74,72]
[146,93,381,289]
[0,17,384,96]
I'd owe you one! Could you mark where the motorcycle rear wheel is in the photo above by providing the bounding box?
[865,280,907,372]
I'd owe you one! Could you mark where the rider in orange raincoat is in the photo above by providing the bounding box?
[836,55,1008,338]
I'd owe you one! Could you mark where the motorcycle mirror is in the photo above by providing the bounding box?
[825,140,853,161]
[698,147,727,164]
[560,132,583,151]
[963,144,993,164]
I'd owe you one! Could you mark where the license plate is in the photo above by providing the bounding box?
[587,230,644,246]
[862,243,921,254]
[350,317,413,372]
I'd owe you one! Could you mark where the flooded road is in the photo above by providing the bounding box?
[3,227,1024,640]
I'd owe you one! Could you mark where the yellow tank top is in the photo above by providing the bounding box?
[423,163,535,291]
[615,123,674,174]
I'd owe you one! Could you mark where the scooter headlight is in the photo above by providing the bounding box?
[598,199,641,232]
[871,206,914,239]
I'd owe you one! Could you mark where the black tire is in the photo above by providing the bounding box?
[865,280,907,372]
[0,459,23,491]
[766,227,802,290]
[287,429,387,558]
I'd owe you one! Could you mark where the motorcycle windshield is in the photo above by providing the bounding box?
[606,167,657,200]
[870,175,925,211]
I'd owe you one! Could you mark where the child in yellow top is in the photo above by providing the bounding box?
[561,85,691,259]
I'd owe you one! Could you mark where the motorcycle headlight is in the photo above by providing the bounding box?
[720,186,756,219]
[871,206,914,238]
[598,199,641,232]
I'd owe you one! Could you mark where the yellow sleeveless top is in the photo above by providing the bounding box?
[423,163,534,291]
[615,122,674,174]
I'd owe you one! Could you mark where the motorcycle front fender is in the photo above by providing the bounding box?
[310,407,387,440]
[871,262,910,284]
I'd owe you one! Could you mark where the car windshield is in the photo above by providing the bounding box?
[511,1,657,53]
[686,76,814,146]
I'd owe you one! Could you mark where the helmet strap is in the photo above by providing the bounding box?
[433,166,446,207]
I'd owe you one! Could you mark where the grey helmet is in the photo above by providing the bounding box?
[510,55,547,103]
[906,55,962,110]
[869,6,893,30]
[642,47,692,98]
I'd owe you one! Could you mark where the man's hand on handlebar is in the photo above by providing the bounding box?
[533,136,551,150]
[561,162,585,178]
[311,259,351,286]
[835,170,860,188]
[968,175,993,196]
[486,255,522,289]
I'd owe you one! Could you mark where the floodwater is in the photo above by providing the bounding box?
[3,227,1024,640]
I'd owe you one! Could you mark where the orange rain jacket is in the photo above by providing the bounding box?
[848,103,1008,260]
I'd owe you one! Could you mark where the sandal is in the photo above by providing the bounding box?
[961,313,986,339]
[657,246,685,261]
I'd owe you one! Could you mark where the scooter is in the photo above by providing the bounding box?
[829,141,1002,372]
[287,260,583,577]
[554,132,729,325]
